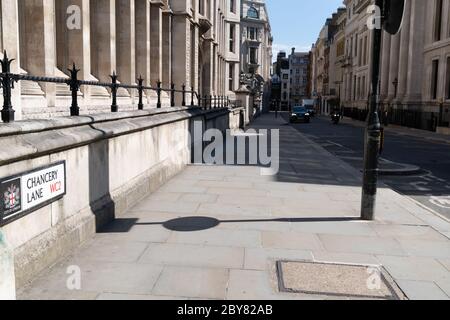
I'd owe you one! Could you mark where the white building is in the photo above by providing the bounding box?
[240,0,272,81]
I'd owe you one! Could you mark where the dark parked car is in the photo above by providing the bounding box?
[304,105,316,117]
[290,106,311,123]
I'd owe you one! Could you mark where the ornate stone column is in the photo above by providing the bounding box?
[162,6,172,89]
[387,31,401,100]
[0,0,22,119]
[18,0,57,109]
[150,1,163,86]
[379,31,391,101]
[115,0,135,101]
[135,0,151,103]
[406,0,426,103]
[55,0,93,106]
[397,0,412,100]
[171,13,191,97]
[90,0,116,98]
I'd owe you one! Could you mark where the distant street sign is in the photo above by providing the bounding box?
[0,161,66,226]
[383,0,405,35]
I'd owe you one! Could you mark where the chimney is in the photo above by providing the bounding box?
[291,47,295,55]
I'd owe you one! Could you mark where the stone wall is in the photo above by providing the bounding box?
[0,106,243,293]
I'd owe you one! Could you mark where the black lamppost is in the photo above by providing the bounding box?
[361,0,404,220]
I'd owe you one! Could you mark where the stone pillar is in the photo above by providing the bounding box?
[235,86,252,125]
[0,0,22,119]
[387,32,401,99]
[406,0,426,103]
[0,232,15,300]
[162,8,172,89]
[115,0,135,100]
[171,14,190,92]
[56,0,93,104]
[150,2,163,86]
[191,24,199,96]
[18,0,57,108]
[380,31,391,100]
[396,0,412,100]
[135,0,151,104]
[201,40,214,96]
[90,0,116,84]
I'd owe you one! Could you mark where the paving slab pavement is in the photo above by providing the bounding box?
[18,113,450,300]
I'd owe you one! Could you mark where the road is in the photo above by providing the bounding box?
[287,115,450,221]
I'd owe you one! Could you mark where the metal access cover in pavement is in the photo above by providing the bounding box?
[276,261,407,300]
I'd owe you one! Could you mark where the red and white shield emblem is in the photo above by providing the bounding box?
[4,184,20,210]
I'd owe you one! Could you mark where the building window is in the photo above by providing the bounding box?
[434,0,443,42]
[431,59,439,100]
[230,0,235,13]
[358,38,363,66]
[249,47,257,64]
[248,27,257,40]
[446,57,450,100]
[247,6,259,19]
[363,36,368,65]
[362,76,366,98]
[229,63,234,91]
[229,24,235,53]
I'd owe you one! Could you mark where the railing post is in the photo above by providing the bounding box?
[214,95,217,108]
[110,71,118,112]
[0,51,15,123]
[191,87,194,107]
[182,84,186,107]
[156,80,162,109]
[68,63,81,116]
[204,95,208,110]
[170,82,175,107]
[137,76,144,110]
[209,95,213,110]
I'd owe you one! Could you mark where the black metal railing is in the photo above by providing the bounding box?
[197,95,234,110]
[0,51,230,123]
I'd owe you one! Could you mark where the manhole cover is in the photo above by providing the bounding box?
[276,261,406,300]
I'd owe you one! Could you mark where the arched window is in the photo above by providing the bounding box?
[247,6,259,19]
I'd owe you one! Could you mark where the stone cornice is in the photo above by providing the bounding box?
[150,0,164,8]
[0,107,230,166]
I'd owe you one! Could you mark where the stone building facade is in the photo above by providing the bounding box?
[312,0,450,131]
[340,0,373,118]
[288,49,310,107]
[0,0,242,120]
[240,0,272,81]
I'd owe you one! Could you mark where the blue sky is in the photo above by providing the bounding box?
[266,0,344,60]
